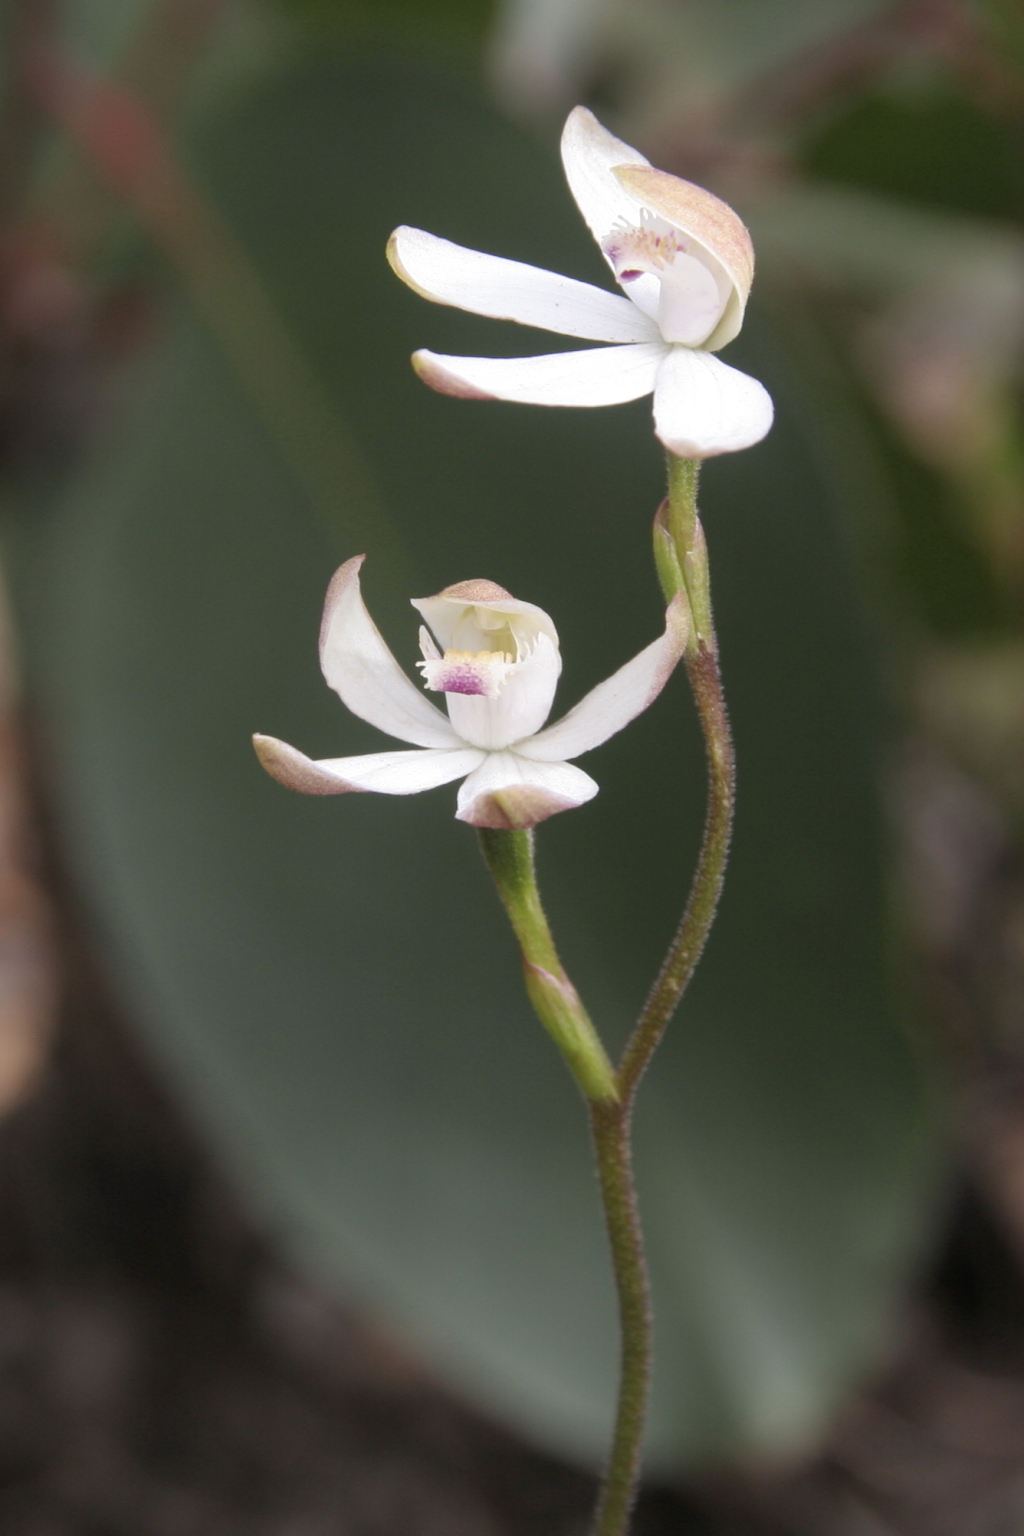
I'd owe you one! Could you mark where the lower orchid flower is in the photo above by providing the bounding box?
[254,556,688,830]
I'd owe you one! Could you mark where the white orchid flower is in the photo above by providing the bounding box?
[387,106,773,459]
[254,556,688,830]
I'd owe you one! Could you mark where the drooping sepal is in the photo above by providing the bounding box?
[253,734,484,796]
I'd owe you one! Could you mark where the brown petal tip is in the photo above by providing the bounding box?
[412,352,495,400]
[437,579,513,602]
[253,735,359,796]
[613,165,754,303]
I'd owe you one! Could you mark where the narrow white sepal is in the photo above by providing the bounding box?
[652,347,774,458]
[319,557,462,749]
[256,735,484,796]
[313,747,485,793]
[414,341,666,408]
[518,593,689,761]
[388,227,659,344]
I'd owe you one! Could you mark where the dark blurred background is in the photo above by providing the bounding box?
[0,0,1022,1530]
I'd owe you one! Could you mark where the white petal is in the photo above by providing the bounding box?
[387,227,658,344]
[319,557,461,749]
[456,751,598,829]
[445,633,562,750]
[652,347,774,458]
[560,106,650,248]
[519,593,689,762]
[616,271,662,323]
[413,342,665,408]
[254,735,483,795]
[656,251,727,346]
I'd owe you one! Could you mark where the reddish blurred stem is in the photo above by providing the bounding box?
[24,47,404,569]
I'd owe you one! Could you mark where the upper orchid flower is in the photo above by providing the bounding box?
[254,557,688,830]
[387,106,773,459]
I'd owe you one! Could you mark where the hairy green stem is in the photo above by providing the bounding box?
[588,1097,651,1536]
[619,456,735,1100]
[617,640,734,1101]
[594,455,734,1534]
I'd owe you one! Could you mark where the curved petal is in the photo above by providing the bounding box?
[319,557,461,748]
[560,105,649,248]
[612,164,754,349]
[519,593,689,762]
[652,347,774,459]
[254,735,483,795]
[387,227,658,344]
[412,581,559,652]
[412,342,665,407]
[456,750,598,829]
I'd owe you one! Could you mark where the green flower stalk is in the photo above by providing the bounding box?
[477,827,617,1104]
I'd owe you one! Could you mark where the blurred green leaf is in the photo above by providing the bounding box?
[630,0,892,94]
[7,55,937,1468]
[799,75,1024,223]
[270,0,498,48]
[490,0,895,129]
[52,0,182,72]
[752,181,1024,296]
[751,181,1024,637]
[826,369,1012,639]
[973,0,1024,82]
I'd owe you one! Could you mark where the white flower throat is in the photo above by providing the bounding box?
[419,607,522,701]
[416,598,562,751]
[602,211,728,348]
[419,645,516,700]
